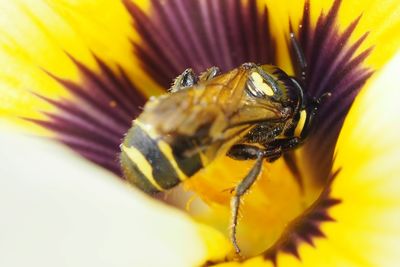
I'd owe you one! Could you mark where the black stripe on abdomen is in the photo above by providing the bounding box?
[171,138,203,177]
[125,123,181,190]
[174,154,203,177]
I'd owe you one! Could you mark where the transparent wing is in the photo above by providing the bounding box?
[139,66,290,143]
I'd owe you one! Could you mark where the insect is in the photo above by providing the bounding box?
[120,34,328,254]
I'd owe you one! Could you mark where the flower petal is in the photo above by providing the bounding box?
[124,0,277,88]
[266,0,400,69]
[265,0,400,190]
[0,124,230,267]
[0,0,137,129]
[267,42,400,267]
[330,49,400,266]
[29,56,147,175]
[288,0,373,188]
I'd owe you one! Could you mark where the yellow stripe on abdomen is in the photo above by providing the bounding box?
[157,140,188,181]
[135,120,198,180]
[121,144,164,191]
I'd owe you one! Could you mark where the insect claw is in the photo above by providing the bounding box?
[232,250,243,260]
[309,92,332,111]
[233,243,241,255]
[316,92,332,105]
[320,91,332,99]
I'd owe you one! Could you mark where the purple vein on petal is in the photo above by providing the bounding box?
[124,0,276,89]
[263,170,342,265]
[290,0,373,185]
[27,0,276,179]
[29,56,146,176]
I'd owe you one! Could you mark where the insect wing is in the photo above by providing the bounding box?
[139,67,249,138]
[138,65,291,147]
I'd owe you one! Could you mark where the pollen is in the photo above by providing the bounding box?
[109,100,117,108]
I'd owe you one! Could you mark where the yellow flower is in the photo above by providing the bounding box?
[1,0,400,266]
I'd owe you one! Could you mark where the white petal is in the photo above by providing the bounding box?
[0,125,226,267]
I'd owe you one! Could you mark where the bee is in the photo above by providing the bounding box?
[120,35,328,254]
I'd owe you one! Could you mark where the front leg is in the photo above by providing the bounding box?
[169,66,220,93]
[267,136,303,152]
[169,68,198,93]
[199,66,220,81]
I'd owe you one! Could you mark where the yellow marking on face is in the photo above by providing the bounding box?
[121,144,163,191]
[295,110,307,137]
[251,72,274,96]
[157,140,188,181]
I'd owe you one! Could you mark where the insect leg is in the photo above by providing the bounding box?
[169,68,198,93]
[267,137,303,152]
[228,145,281,254]
[199,66,220,81]
[230,151,263,254]
[290,32,307,81]
[227,144,262,160]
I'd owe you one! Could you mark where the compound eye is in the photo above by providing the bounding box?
[247,71,274,97]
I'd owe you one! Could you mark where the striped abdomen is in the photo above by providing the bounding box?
[120,121,203,193]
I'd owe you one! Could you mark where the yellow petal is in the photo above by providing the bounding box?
[335,0,400,69]
[0,0,160,132]
[330,49,400,266]
[186,155,306,257]
[266,0,400,72]
[0,123,230,267]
